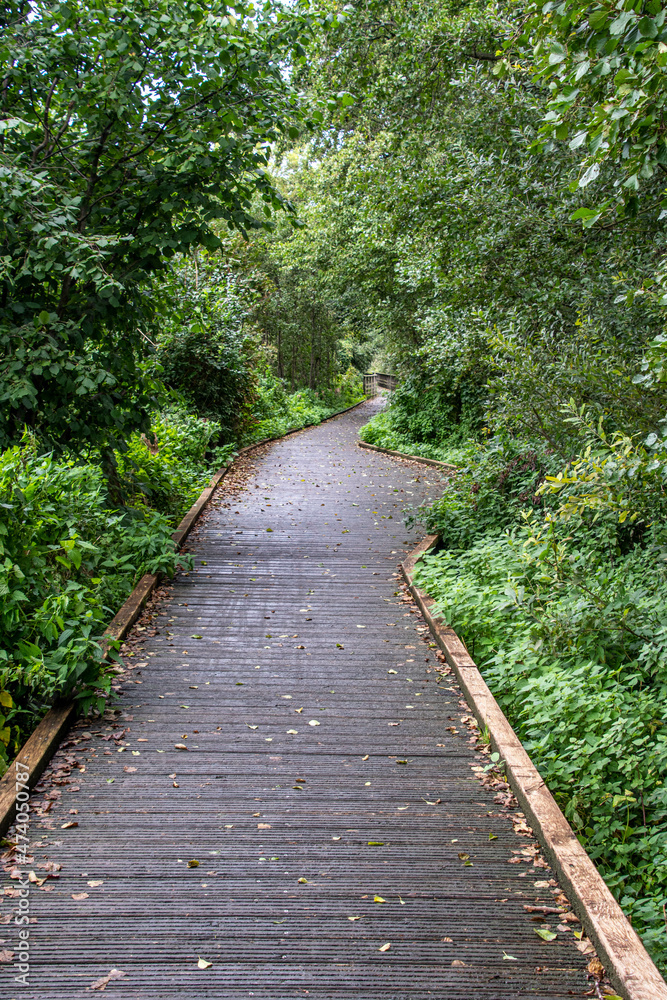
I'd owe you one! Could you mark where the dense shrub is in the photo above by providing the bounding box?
[0,436,191,767]
[415,510,667,968]
[116,408,232,522]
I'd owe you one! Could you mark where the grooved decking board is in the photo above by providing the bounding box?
[1,400,589,998]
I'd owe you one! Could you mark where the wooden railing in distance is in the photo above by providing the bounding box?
[363,372,398,396]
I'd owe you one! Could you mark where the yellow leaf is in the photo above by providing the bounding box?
[197,958,212,970]
[373,895,386,903]
[0,691,12,709]
[378,942,391,952]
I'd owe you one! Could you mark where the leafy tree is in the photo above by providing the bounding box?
[0,0,333,462]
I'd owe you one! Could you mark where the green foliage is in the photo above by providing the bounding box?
[415,508,667,968]
[116,407,227,522]
[527,0,667,226]
[421,437,558,547]
[155,251,258,436]
[0,0,331,455]
[0,435,191,768]
[243,363,364,442]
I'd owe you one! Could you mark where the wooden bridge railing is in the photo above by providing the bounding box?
[363,372,398,396]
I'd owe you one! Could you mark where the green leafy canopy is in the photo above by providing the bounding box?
[0,0,340,453]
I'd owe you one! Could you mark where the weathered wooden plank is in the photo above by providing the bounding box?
[0,400,592,1000]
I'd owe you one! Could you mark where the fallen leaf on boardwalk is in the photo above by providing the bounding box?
[378,942,391,952]
[373,895,386,903]
[258,823,271,829]
[441,937,453,943]
[396,760,407,765]
[87,880,104,887]
[348,916,361,921]
[534,881,551,888]
[0,950,14,962]
[287,729,298,735]
[28,872,46,886]
[187,859,199,868]
[368,841,384,846]
[246,724,258,730]
[488,833,498,841]
[90,968,126,991]
[357,625,366,629]
[174,744,188,750]
[576,938,595,954]
[295,708,303,713]
[61,821,78,829]
[398,896,406,905]
[361,754,369,760]
[387,669,397,674]
[123,766,137,773]
[308,720,320,727]
[190,635,202,639]
[297,877,308,884]
[458,853,470,861]
[502,951,518,961]
[72,892,89,900]
[451,960,466,967]
[388,722,399,727]
[534,928,557,942]
[197,957,212,969]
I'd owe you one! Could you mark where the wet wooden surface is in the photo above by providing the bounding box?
[1,399,589,998]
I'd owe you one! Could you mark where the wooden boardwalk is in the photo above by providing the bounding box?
[2,400,589,998]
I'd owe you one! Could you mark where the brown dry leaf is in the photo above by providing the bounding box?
[174,744,188,750]
[576,938,595,955]
[258,823,271,829]
[71,892,89,900]
[90,968,126,991]
[123,766,137,773]
[347,916,361,921]
[87,880,104,888]
[0,949,14,963]
[28,871,46,886]
[587,958,604,978]
[61,821,78,829]
[451,959,466,967]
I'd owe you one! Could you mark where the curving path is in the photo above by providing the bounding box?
[2,399,588,998]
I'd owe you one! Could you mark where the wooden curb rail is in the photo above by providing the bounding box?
[357,439,456,471]
[401,534,667,1000]
[0,398,367,838]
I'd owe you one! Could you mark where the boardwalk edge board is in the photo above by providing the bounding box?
[357,439,456,470]
[0,398,367,838]
[401,533,667,1000]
